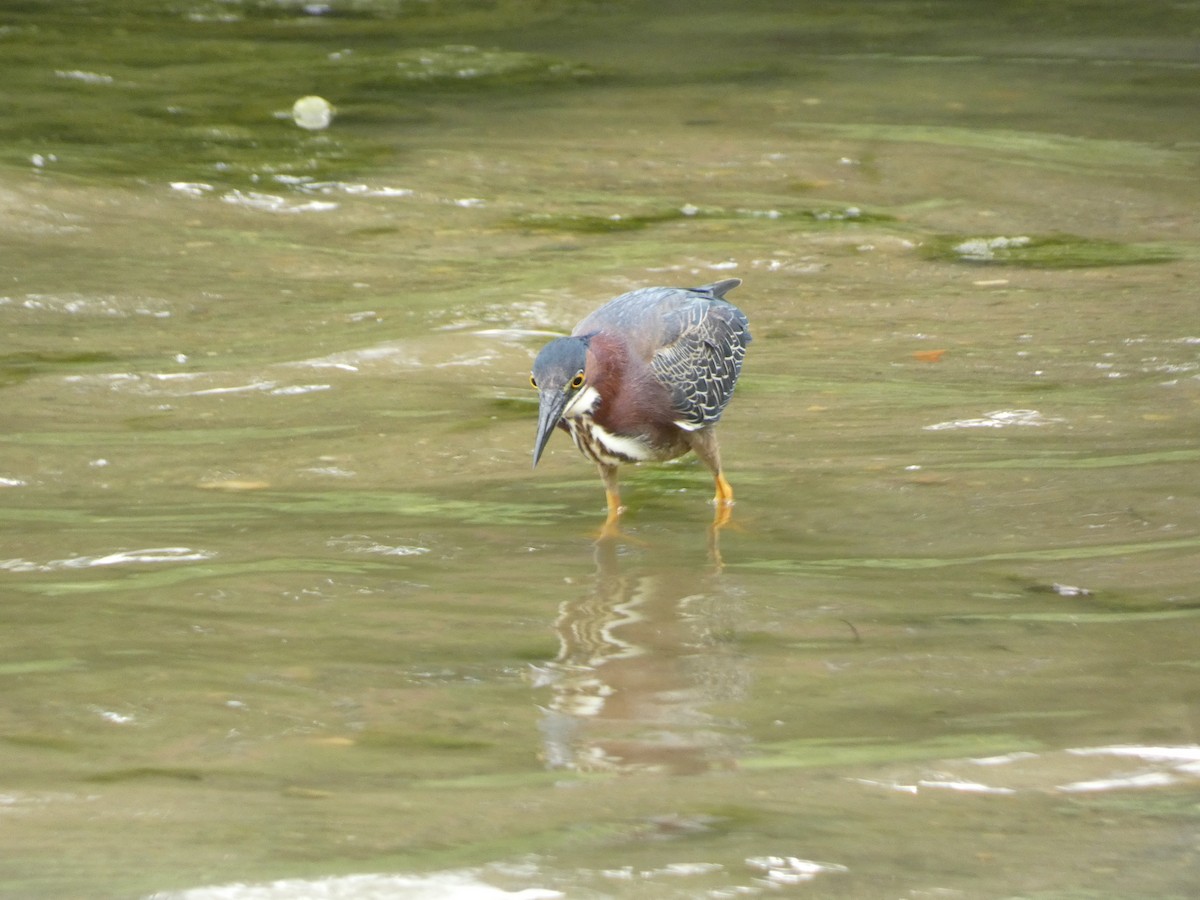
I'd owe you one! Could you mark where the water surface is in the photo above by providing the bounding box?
[2,2,1199,898]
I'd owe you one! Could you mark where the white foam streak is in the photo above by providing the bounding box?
[924,409,1063,430]
[2,547,214,574]
[145,871,562,900]
[1066,744,1200,763]
[1057,772,1178,793]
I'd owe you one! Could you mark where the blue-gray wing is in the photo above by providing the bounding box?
[650,280,751,429]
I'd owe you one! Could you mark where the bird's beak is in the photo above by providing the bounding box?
[532,388,570,468]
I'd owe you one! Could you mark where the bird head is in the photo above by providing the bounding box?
[530,335,592,467]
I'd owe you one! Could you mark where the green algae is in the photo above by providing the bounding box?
[511,204,894,234]
[744,734,1040,771]
[921,233,1180,268]
[0,9,594,185]
[0,351,122,387]
[785,122,1187,171]
[84,767,205,783]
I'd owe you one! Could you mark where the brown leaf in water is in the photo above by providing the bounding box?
[913,349,947,363]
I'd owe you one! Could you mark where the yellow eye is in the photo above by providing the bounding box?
[530,374,538,389]
[569,372,585,390]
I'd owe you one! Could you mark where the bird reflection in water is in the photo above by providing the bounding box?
[532,538,750,774]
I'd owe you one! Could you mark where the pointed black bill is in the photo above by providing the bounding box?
[532,388,569,468]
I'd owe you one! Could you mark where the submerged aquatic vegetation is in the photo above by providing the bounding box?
[0,11,594,185]
[510,203,894,233]
[388,44,595,88]
[512,208,691,233]
[0,350,122,387]
[922,233,1179,267]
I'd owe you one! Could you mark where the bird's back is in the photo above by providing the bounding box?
[573,279,750,429]
[571,279,742,355]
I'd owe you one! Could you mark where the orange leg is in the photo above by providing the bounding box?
[687,428,734,517]
[713,471,734,505]
[708,470,735,533]
[596,464,625,541]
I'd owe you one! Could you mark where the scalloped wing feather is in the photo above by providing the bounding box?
[652,298,750,429]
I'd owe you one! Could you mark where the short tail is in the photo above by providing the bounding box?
[692,278,742,299]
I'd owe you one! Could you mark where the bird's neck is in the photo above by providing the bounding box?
[583,333,628,404]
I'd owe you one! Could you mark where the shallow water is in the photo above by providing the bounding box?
[2,2,1199,898]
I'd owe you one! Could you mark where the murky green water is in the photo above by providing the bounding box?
[3,2,1199,897]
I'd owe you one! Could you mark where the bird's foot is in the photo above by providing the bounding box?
[593,502,625,542]
[710,498,735,531]
[594,514,625,542]
[592,504,648,545]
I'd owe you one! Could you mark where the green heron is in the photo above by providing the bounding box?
[530,278,750,530]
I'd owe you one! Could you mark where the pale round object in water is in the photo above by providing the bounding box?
[292,95,334,130]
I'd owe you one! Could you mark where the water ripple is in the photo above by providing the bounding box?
[1,547,214,574]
